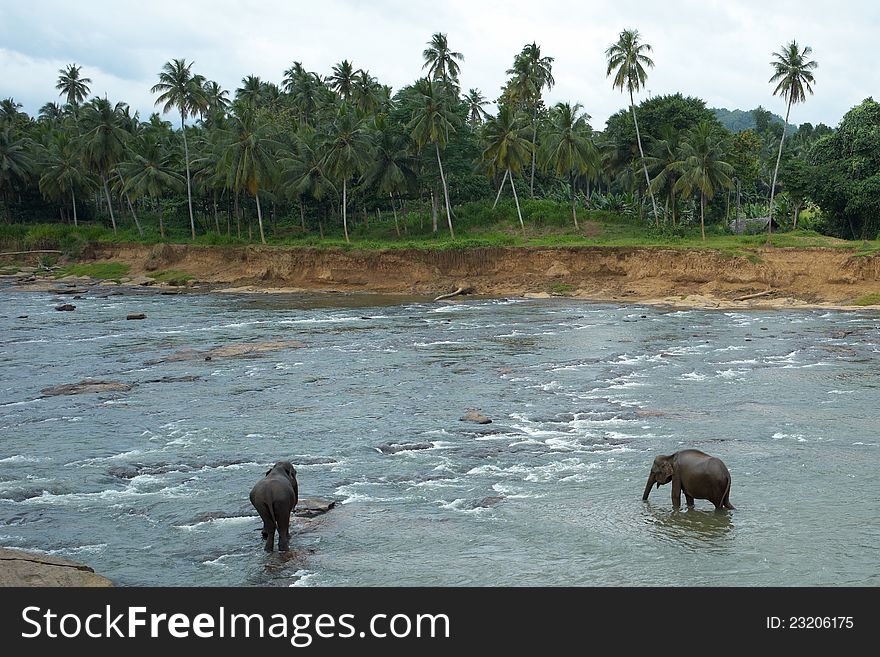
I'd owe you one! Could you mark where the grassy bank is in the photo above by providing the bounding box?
[2,200,879,258]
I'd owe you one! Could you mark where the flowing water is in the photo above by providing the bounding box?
[1,286,878,586]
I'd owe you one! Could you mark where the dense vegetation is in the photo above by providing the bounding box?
[0,29,875,248]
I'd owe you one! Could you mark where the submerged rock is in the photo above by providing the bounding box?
[376,442,434,455]
[295,498,337,518]
[54,303,76,311]
[126,313,146,320]
[471,496,504,509]
[460,409,492,424]
[144,340,305,365]
[0,548,113,587]
[41,380,133,396]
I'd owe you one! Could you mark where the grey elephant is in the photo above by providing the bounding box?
[642,449,734,510]
[250,461,299,552]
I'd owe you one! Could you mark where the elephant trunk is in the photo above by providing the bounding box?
[642,473,656,501]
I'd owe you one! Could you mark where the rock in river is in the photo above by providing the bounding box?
[54,304,76,311]
[41,380,134,396]
[376,442,434,455]
[460,409,492,424]
[0,548,113,587]
[126,313,146,320]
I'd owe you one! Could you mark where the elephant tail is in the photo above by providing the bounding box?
[723,475,735,510]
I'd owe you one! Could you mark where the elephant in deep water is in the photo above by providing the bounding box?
[642,449,734,510]
[250,461,299,552]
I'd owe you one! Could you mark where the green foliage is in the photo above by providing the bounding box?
[851,293,880,306]
[149,270,193,285]
[56,262,130,280]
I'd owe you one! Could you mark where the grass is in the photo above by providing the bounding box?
[851,293,880,306]
[149,270,193,286]
[56,262,130,280]
[550,282,575,296]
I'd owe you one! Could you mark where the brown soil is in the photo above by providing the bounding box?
[78,243,880,310]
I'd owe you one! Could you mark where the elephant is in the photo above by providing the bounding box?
[642,449,734,510]
[249,461,299,552]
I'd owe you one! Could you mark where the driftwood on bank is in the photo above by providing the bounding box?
[0,250,63,257]
[434,286,473,302]
[733,290,775,302]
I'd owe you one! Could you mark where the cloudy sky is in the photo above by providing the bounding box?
[1,1,875,128]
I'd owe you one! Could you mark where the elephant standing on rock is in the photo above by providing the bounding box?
[643,449,734,510]
[250,461,299,552]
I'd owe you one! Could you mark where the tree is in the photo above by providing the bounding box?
[606,28,659,223]
[422,32,464,91]
[408,79,459,239]
[79,98,130,233]
[329,60,358,101]
[39,131,94,226]
[0,126,35,222]
[120,132,184,237]
[279,127,336,233]
[56,64,91,107]
[323,105,371,243]
[481,106,532,234]
[151,58,207,239]
[541,102,598,229]
[365,115,416,236]
[673,121,734,240]
[219,106,280,244]
[505,43,554,197]
[464,89,489,127]
[767,40,817,233]
[647,126,683,225]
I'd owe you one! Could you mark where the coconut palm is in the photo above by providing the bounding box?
[352,70,381,116]
[506,43,554,197]
[120,133,185,237]
[329,60,358,101]
[464,89,489,127]
[481,106,532,235]
[218,106,281,244]
[151,58,207,239]
[279,127,336,233]
[647,126,684,226]
[56,64,92,107]
[284,64,327,126]
[39,131,95,226]
[672,121,734,241]
[78,98,130,233]
[202,80,230,125]
[322,106,371,243]
[606,28,659,223]
[0,99,24,126]
[422,32,464,91]
[364,115,416,236]
[408,78,459,239]
[38,102,64,124]
[767,40,817,233]
[541,102,599,229]
[0,126,36,222]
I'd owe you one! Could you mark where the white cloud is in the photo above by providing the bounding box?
[1,0,876,128]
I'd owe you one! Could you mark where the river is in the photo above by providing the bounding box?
[1,287,878,586]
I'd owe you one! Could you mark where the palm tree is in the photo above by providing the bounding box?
[606,28,659,222]
[481,106,532,235]
[767,40,817,234]
[647,126,684,226]
[365,115,416,236]
[56,64,92,107]
[0,99,24,126]
[541,102,599,229]
[202,80,230,125]
[120,133,184,237]
[279,127,336,233]
[422,32,464,91]
[78,98,130,233]
[151,58,207,239]
[38,102,64,123]
[39,131,94,226]
[329,60,358,101]
[506,43,554,197]
[672,121,734,241]
[464,89,489,127]
[0,127,35,222]
[352,70,381,115]
[322,105,371,243]
[408,79,459,239]
[235,75,263,106]
[219,106,280,244]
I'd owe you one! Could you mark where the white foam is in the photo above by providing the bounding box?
[289,570,319,587]
[176,516,255,531]
[0,455,43,464]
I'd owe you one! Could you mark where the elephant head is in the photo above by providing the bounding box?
[267,461,297,484]
[642,454,674,500]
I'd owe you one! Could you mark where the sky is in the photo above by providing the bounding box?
[1,0,876,129]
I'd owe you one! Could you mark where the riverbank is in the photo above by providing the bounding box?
[5,242,880,310]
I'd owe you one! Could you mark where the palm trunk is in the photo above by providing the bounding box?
[70,187,78,227]
[431,189,438,233]
[510,168,525,238]
[181,113,196,240]
[158,200,165,238]
[630,90,659,225]
[435,142,454,239]
[213,192,220,234]
[529,108,537,198]
[102,174,117,234]
[493,169,508,209]
[234,192,241,239]
[570,171,579,230]
[255,192,266,244]
[390,193,400,237]
[768,98,792,236]
[342,178,349,243]
[700,193,706,242]
[300,202,306,232]
[116,171,143,237]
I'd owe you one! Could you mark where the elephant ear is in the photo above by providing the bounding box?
[265,468,273,476]
[662,460,674,479]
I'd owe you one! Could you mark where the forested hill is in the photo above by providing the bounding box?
[712,106,796,134]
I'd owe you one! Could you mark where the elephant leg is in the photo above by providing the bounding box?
[671,476,682,508]
[684,491,695,507]
[261,508,276,553]
[275,502,291,552]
